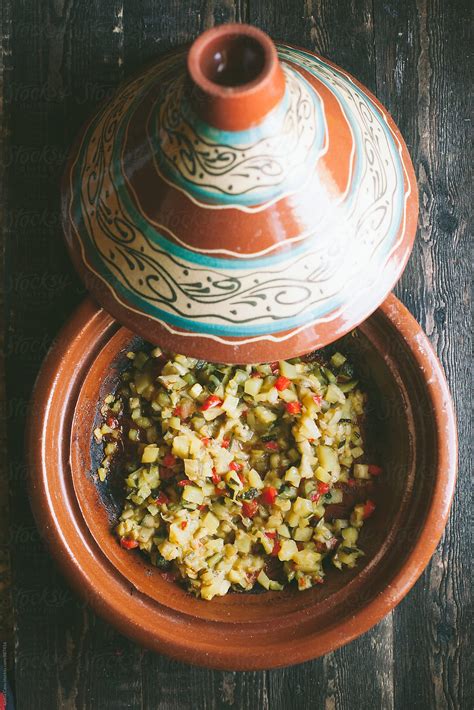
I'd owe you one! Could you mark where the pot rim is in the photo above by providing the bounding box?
[26,294,457,670]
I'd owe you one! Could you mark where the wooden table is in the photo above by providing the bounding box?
[2,2,470,708]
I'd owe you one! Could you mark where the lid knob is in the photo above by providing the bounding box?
[187,24,286,131]
[62,24,418,364]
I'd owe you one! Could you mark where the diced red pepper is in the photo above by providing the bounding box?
[221,438,230,449]
[106,414,119,429]
[200,394,223,411]
[154,492,169,505]
[264,440,279,451]
[317,481,330,495]
[120,537,139,550]
[242,499,258,518]
[312,394,322,406]
[270,362,279,374]
[251,370,262,378]
[260,486,278,505]
[271,539,281,556]
[211,467,221,485]
[285,401,302,415]
[296,542,305,551]
[346,478,357,488]
[198,504,208,511]
[177,479,190,487]
[214,486,229,497]
[237,472,246,484]
[201,437,211,447]
[368,464,383,476]
[229,461,243,472]
[162,452,176,467]
[275,376,291,391]
[160,466,175,480]
[180,520,188,530]
[363,499,376,519]
[265,530,277,539]
[310,492,320,502]
[173,405,183,418]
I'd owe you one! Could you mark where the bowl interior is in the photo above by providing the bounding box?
[70,316,428,625]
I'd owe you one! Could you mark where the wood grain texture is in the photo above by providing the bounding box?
[3,1,471,709]
[0,0,14,681]
[374,2,472,709]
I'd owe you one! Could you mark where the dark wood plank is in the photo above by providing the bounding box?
[0,0,14,689]
[373,1,472,709]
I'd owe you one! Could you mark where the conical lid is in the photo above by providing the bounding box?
[62,24,418,364]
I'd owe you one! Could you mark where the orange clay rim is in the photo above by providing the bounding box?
[26,295,457,670]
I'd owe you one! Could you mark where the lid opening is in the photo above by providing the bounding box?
[186,24,285,130]
[199,34,266,88]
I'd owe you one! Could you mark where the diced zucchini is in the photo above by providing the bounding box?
[342,526,359,545]
[235,530,252,553]
[325,383,346,404]
[244,378,263,396]
[330,352,347,368]
[182,485,204,505]
[248,468,264,489]
[278,540,298,562]
[316,445,340,476]
[277,524,291,538]
[257,570,271,590]
[354,463,370,478]
[292,497,313,517]
[315,465,331,483]
[222,394,240,415]
[172,435,190,459]
[202,511,219,533]
[284,466,301,487]
[254,405,277,425]
[141,445,159,463]
[279,360,297,378]
[292,549,321,572]
[188,382,203,399]
[293,526,313,542]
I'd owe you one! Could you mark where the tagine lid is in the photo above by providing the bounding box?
[62,24,418,364]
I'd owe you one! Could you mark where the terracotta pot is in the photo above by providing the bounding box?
[27,294,456,670]
[62,25,418,363]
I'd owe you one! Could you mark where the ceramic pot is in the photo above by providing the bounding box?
[27,294,456,670]
[62,25,418,363]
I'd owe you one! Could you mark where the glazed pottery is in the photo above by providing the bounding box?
[27,295,456,670]
[28,24,455,670]
[62,24,418,363]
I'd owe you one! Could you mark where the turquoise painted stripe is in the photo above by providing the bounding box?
[74,211,347,335]
[109,48,370,266]
[146,68,325,206]
[72,99,320,271]
[179,84,292,146]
